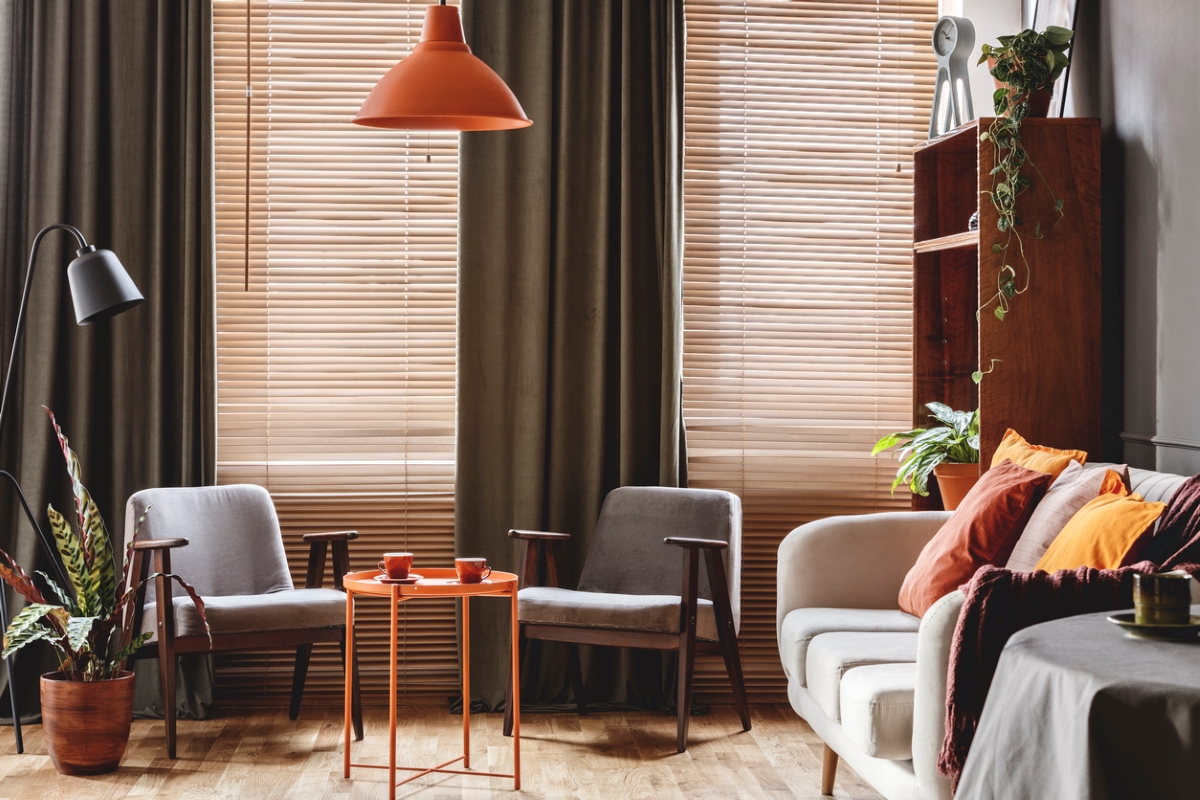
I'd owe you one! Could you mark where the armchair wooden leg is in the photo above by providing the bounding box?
[504,624,526,737]
[821,743,838,795]
[565,642,586,716]
[158,640,178,759]
[706,550,750,732]
[153,553,178,759]
[290,644,313,721]
[676,548,700,754]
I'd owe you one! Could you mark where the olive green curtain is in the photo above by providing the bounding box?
[0,0,215,722]
[456,0,685,711]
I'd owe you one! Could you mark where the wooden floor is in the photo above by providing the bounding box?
[0,705,883,799]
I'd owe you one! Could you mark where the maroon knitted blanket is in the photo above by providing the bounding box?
[937,472,1200,784]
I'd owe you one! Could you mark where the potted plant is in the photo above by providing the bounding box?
[0,410,208,775]
[979,26,1073,118]
[975,26,1073,329]
[872,403,980,510]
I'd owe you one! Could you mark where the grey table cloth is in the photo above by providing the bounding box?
[957,606,1200,800]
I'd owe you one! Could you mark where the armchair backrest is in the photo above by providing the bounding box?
[123,484,293,598]
[577,487,742,631]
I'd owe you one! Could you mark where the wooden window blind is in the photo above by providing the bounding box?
[682,0,938,699]
[213,0,460,703]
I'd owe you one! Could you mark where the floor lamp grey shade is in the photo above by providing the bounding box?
[0,223,144,754]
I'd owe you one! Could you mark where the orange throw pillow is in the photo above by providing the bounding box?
[1034,489,1166,571]
[899,459,1052,617]
[990,428,1087,480]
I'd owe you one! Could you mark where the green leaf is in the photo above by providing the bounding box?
[66,615,99,653]
[36,571,78,615]
[992,243,1003,253]
[1055,198,1064,211]
[48,505,97,616]
[980,131,992,143]
[111,632,152,666]
[1043,26,1074,46]
[1001,279,1017,298]
[972,371,984,384]
[994,306,1007,321]
[46,410,116,614]
[3,603,58,659]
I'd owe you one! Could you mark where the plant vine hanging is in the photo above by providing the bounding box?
[975,26,1074,333]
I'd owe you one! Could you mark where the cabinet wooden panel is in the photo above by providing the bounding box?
[911,119,1101,510]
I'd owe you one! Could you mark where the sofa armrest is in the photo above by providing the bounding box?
[776,510,950,633]
[912,589,964,800]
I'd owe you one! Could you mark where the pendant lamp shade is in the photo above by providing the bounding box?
[353,4,531,131]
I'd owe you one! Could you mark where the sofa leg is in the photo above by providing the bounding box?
[821,744,838,795]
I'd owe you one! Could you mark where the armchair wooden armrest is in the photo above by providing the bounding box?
[664,536,728,551]
[301,530,358,543]
[508,529,572,541]
[131,537,189,551]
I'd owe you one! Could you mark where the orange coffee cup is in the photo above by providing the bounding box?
[455,557,491,584]
[378,552,414,580]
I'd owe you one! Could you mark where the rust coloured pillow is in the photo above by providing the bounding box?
[1034,491,1166,572]
[990,428,1087,481]
[899,459,1053,617]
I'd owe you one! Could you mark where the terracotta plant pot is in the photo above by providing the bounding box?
[934,463,981,511]
[40,670,136,775]
[987,57,1054,118]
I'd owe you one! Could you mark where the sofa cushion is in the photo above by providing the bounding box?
[840,662,917,761]
[141,588,346,638]
[1035,490,1166,571]
[778,608,919,686]
[990,428,1087,480]
[1006,462,1126,571]
[899,459,1052,617]
[518,586,718,641]
[806,631,919,723]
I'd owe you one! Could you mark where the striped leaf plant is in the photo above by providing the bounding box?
[0,409,209,681]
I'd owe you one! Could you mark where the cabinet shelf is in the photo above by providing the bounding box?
[910,117,1101,511]
[913,231,979,253]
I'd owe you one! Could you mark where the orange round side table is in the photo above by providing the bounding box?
[342,568,520,798]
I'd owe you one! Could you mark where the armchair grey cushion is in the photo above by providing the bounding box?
[575,486,742,632]
[519,586,720,641]
[124,484,293,599]
[518,487,741,644]
[124,484,345,639]
[140,589,347,639]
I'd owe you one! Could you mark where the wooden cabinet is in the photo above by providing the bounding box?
[911,118,1101,510]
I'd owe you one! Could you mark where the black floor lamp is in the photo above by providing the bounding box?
[0,223,143,753]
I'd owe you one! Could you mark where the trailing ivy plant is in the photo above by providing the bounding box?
[976,26,1073,327]
[872,403,980,497]
[0,409,209,681]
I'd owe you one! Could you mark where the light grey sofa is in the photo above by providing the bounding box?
[776,466,1189,800]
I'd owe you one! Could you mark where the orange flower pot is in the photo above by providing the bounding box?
[934,463,981,511]
[40,670,135,775]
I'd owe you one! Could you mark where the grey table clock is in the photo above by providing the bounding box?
[928,16,976,139]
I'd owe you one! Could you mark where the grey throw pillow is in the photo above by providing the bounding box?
[1005,461,1130,571]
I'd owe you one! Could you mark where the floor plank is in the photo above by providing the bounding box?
[0,705,883,799]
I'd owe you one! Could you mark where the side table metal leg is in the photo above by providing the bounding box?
[344,589,354,779]
[389,587,398,800]
[511,586,520,790]
[462,595,471,769]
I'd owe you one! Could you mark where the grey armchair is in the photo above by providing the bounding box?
[123,484,363,758]
[504,486,750,752]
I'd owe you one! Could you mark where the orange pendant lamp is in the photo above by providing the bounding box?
[354,2,531,131]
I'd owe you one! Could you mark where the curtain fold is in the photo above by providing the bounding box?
[456,0,685,711]
[0,0,215,722]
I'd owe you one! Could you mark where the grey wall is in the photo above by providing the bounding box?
[1056,0,1200,472]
